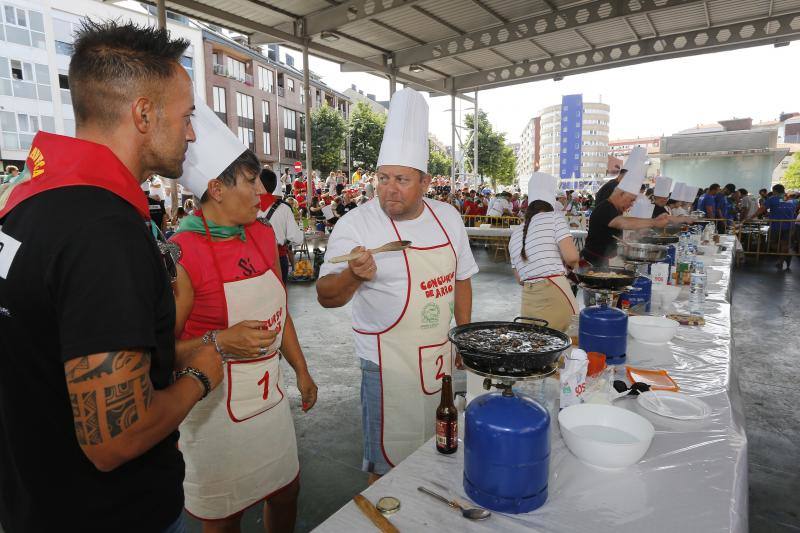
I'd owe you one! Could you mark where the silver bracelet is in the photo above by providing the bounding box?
[175,367,211,399]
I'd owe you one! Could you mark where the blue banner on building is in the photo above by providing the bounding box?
[559,94,583,188]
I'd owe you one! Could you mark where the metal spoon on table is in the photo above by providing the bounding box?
[417,486,491,520]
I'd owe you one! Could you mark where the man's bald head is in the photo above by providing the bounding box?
[69,20,189,130]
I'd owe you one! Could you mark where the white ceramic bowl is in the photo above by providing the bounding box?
[559,404,655,469]
[706,268,723,284]
[699,244,717,257]
[628,315,678,345]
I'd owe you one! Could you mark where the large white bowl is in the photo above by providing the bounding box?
[559,404,655,469]
[706,268,723,284]
[628,315,678,345]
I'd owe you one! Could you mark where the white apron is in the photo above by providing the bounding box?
[180,224,299,520]
[355,202,457,467]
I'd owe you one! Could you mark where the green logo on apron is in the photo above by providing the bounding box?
[421,302,440,330]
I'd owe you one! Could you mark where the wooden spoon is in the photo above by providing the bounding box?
[328,240,412,264]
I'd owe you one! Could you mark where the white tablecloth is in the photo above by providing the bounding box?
[314,236,746,533]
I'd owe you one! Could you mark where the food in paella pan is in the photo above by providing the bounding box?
[586,271,631,278]
[456,326,567,354]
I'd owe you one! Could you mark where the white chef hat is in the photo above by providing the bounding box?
[526,172,557,207]
[180,97,248,197]
[654,176,673,198]
[618,146,648,194]
[630,194,655,218]
[377,88,429,173]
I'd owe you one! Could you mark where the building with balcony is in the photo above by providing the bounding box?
[342,84,388,115]
[0,0,204,167]
[203,29,350,176]
[609,137,661,179]
[536,96,610,191]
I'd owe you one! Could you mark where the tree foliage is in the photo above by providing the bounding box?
[348,102,386,171]
[782,152,800,189]
[310,103,347,175]
[428,139,452,176]
[463,111,516,189]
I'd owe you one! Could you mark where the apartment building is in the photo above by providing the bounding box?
[203,29,350,175]
[0,0,204,167]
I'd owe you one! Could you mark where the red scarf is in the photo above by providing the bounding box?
[0,132,149,220]
[259,193,277,212]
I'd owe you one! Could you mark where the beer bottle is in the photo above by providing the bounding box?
[435,375,458,454]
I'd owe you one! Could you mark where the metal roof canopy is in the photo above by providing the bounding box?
[137,0,800,97]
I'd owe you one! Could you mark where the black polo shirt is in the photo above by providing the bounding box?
[0,186,183,532]
[582,200,622,266]
[652,204,668,218]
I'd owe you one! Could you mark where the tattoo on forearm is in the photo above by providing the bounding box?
[65,351,153,446]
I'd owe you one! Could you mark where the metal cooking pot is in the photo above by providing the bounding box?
[617,242,668,262]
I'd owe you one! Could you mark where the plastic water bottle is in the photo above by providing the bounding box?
[688,261,707,316]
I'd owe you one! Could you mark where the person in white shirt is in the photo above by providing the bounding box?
[258,168,305,283]
[738,188,758,220]
[281,168,291,196]
[487,192,512,217]
[325,171,336,193]
[316,89,478,483]
[509,173,579,333]
[365,176,375,199]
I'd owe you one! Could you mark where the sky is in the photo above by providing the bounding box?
[287,42,799,146]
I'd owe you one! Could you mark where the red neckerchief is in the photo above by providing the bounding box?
[259,193,277,212]
[0,132,149,220]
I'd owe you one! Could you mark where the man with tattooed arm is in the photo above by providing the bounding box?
[0,21,222,533]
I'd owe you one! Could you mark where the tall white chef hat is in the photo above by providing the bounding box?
[180,98,248,197]
[654,176,673,198]
[671,182,685,202]
[630,194,655,218]
[618,146,648,195]
[526,172,557,207]
[377,88,429,173]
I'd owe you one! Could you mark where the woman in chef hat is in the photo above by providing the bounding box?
[169,101,317,531]
[509,172,580,332]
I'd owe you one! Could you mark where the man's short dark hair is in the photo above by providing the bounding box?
[200,149,260,203]
[759,188,768,195]
[260,167,277,193]
[69,20,189,129]
[773,184,785,194]
[738,188,748,195]
[723,183,736,194]
[708,183,720,192]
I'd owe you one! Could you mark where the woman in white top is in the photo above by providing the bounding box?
[509,173,580,332]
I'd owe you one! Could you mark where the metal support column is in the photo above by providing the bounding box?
[473,90,479,188]
[157,0,166,29]
[303,40,313,197]
[450,92,456,190]
[389,69,397,97]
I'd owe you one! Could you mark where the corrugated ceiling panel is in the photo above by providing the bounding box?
[312,36,381,58]
[204,0,290,25]
[269,0,329,17]
[578,18,638,47]
[491,38,551,62]
[418,0,498,32]
[483,0,551,21]
[708,0,770,24]
[455,47,511,69]
[335,18,418,51]
[373,7,449,43]
[648,2,708,34]
[773,0,800,12]
[626,13,657,39]
[424,57,476,76]
[533,28,586,54]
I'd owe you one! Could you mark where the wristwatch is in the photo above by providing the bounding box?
[175,367,211,399]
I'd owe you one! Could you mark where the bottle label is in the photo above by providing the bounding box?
[436,419,458,449]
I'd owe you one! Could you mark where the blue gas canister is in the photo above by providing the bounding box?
[619,275,652,312]
[578,305,628,364]
[464,391,550,514]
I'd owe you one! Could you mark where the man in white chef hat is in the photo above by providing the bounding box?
[651,176,673,217]
[317,88,479,482]
[582,147,690,266]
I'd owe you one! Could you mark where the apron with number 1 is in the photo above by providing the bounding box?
[355,201,457,467]
[180,222,299,520]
